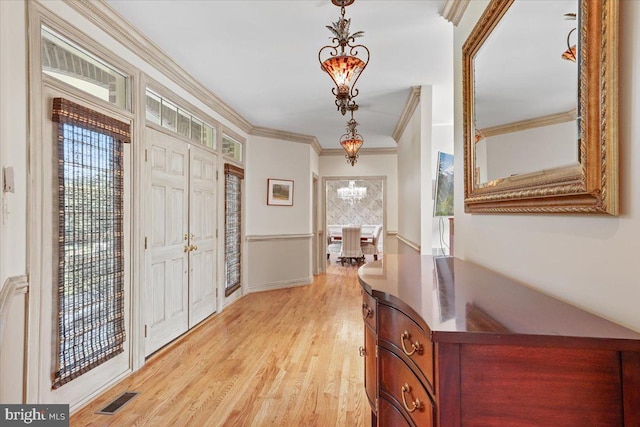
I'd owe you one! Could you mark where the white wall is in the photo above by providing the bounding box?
[245,135,314,291]
[454,0,640,332]
[0,0,28,285]
[482,121,578,182]
[246,135,312,235]
[397,104,422,250]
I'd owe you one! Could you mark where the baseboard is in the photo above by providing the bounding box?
[246,276,313,294]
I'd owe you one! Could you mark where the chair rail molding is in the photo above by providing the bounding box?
[396,234,421,252]
[0,275,28,351]
[246,233,313,242]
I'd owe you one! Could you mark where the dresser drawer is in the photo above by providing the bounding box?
[379,347,434,427]
[378,396,411,427]
[361,289,377,331]
[378,304,434,390]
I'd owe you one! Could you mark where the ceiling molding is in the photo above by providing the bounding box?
[439,0,471,26]
[250,126,322,154]
[65,0,253,134]
[320,147,397,156]
[478,109,577,139]
[391,87,421,142]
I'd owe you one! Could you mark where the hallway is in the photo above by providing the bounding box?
[71,263,370,426]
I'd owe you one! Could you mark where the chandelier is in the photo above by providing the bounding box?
[337,180,367,204]
[340,105,364,166]
[319,0,370,115]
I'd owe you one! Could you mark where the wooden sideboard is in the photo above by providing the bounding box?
[358,255,640,427]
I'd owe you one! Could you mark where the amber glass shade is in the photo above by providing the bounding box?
[322,55,366,95]
[562,44,577,62]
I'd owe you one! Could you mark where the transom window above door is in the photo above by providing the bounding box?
[145,88,217,149]
[41,27,129,110]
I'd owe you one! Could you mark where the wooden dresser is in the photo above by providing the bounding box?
[358,255,640,427]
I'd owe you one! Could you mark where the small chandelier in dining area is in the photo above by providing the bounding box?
[318,0,369,115]
[337,180,367,204]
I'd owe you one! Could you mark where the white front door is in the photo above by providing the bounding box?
[188,145,217,328]
[146,128,189,355]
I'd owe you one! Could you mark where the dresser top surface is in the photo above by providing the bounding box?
[358,255,640,347]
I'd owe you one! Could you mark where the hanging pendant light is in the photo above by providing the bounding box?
[340,105,364,166]
[319,0,370,115]
[561,13,577,62]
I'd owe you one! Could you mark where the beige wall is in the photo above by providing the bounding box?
[454,0,640,332]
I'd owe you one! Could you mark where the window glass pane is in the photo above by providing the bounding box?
[54,121,126,388]
[191,117,203,144]
[222,135,243,162]
[146,90,161,124]
[177,108,191,138]
[204,125,216,149]
[224,167,243,296]
[42,27,128,109]
[161,99,178,132]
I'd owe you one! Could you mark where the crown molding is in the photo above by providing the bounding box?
[320,147,397,156]
[64,0,253,134]
[250,126,322,154]
[391,86,421,142]
[440,0,471,26]
[478,109,577,139]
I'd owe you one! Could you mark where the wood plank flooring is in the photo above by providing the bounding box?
[71,261,371,426]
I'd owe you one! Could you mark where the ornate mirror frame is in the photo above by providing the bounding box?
[463,0,618,214]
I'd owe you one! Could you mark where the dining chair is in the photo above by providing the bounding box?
[361,225,382,261]
[340,226,364,265]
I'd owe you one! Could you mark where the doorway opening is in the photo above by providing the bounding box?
[323,177,385,270]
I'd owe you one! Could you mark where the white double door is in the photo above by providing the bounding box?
[146,128,217,355]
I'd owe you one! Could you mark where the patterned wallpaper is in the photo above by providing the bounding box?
[326,179,383,226]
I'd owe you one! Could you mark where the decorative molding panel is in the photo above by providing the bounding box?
[440,0,471,26]
[392,86,421,142]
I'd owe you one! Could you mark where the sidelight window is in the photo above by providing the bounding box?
[224,164,244,296]
[51,98,130,388]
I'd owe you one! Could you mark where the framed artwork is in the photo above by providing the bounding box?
[267,179,294,206]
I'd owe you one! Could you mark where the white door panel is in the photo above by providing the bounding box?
[188,146,217,327]
[146,128,189,355]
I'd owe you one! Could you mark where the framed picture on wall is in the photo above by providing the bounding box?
[434,151,454,217]
[267,178,294,206]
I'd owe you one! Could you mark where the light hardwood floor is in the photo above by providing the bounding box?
[71,261,371,426]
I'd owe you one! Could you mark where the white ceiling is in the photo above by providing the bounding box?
[104,0,454,149]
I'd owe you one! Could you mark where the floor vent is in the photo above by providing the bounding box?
[96,391,139,415]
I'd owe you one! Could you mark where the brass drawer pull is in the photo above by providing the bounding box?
[400,330,422,356]
[362,303,373,319]
[401,383,423,413]
[359,346,366,357]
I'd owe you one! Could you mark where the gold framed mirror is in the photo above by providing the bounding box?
[463,0,618,214]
